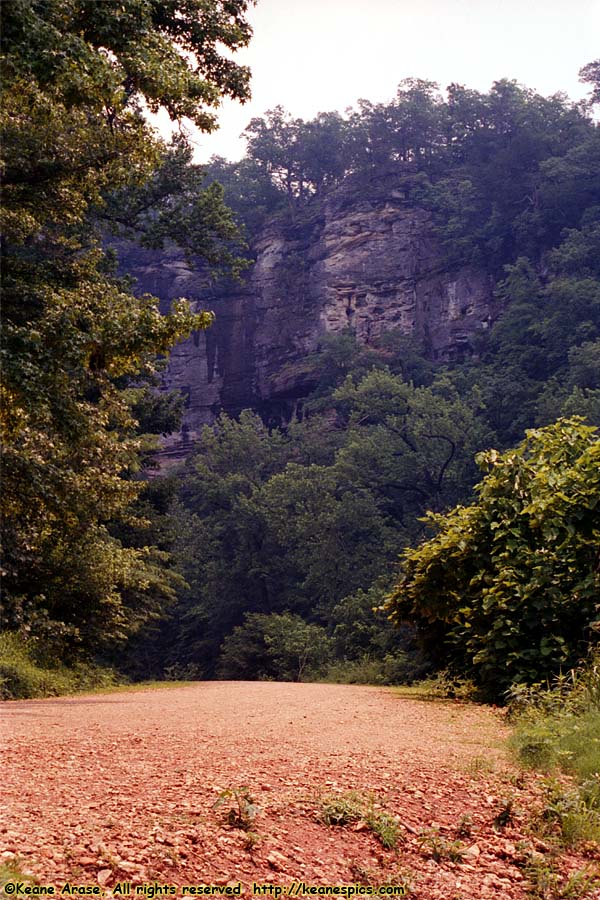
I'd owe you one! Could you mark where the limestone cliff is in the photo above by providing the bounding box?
[118,173,500,458]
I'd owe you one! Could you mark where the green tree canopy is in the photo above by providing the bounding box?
[217,612,332,681]
[331,367,489,531]
[0,0,253,653]
[385,418,600,699]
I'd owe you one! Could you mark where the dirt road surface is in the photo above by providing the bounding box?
[1,682,597,899]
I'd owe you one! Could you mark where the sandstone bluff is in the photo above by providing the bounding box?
[117,172,500,459]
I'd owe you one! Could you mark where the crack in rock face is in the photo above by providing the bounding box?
[116,183,500,462]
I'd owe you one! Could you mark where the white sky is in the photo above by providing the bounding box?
[180,0,600,162]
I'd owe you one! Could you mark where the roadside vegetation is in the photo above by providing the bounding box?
[508,653,600,850]
[0,631,191,700]
[0,632,121,700]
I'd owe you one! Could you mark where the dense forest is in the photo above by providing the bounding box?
[1,1,599,701]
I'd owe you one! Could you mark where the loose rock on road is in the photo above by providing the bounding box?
[1,682,596,899]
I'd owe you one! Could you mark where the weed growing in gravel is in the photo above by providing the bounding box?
[493,796,518,829]
[348,863,413,893]
[465,755,495,775]
[243,831,262,851]
[455,814,473,838]
[532,778,600,848]
[523,852,600,900]
[417,827,465,862]
[213,786,260,830]
[317,791,402,850]
[1,861,35,899]
[367,810,402,850]
[348,864,374,885]
[319,791,364,826]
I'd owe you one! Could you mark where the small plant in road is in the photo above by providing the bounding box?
[417,827,465,862]
[317,791,401,849]
[213,786,260,830]
[318,791,364,826]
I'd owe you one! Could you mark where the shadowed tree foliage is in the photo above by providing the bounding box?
[0,0,253,653]
[217,612,332,682]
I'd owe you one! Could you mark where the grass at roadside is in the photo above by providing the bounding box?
[390,670,482,702]
[0,631,121,700]
[512,708,600,781]
[508,653,600,849]
[0,631,193,700]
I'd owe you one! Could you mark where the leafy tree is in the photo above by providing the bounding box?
[537,385,600,430]
[243,107,352,206]
[253,462,397,618]
[579,59,600,106]
[534,130,600,253]
[386,419,600,698]
[261,613,332,681]
[0,0,253,653]
[471,224,600,446]
[104,137,247,277]
[535,341,600,429]
[565,340,600,390]
[217,612,332,681]
[331,368,489,531]
[155,412,292,673]
[284,331,435,466]
[346,79,444,172]
[328,584,431,685]
[328,582,417,665]
[297,112,351,194]
[459,364,540,448]
[150,401,401,676]
[243,106,304,204]
[204,154,284,233]
[421,81,594,269]
[549,210,600,278]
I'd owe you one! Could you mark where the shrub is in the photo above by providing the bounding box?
[0,631,120,699]
[386,418,600,699]
[322,651,430,686]
[217,612,332,681]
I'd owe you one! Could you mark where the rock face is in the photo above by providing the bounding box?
[118,173,499,459]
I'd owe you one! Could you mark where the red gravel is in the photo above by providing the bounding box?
[1,682,598,899]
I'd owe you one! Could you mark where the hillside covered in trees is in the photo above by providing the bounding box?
[1,0,599,702]
[132,68,600,696]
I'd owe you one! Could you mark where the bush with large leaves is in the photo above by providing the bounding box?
[386,418,600,699]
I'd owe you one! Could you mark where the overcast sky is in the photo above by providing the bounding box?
[180,0,600,162]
